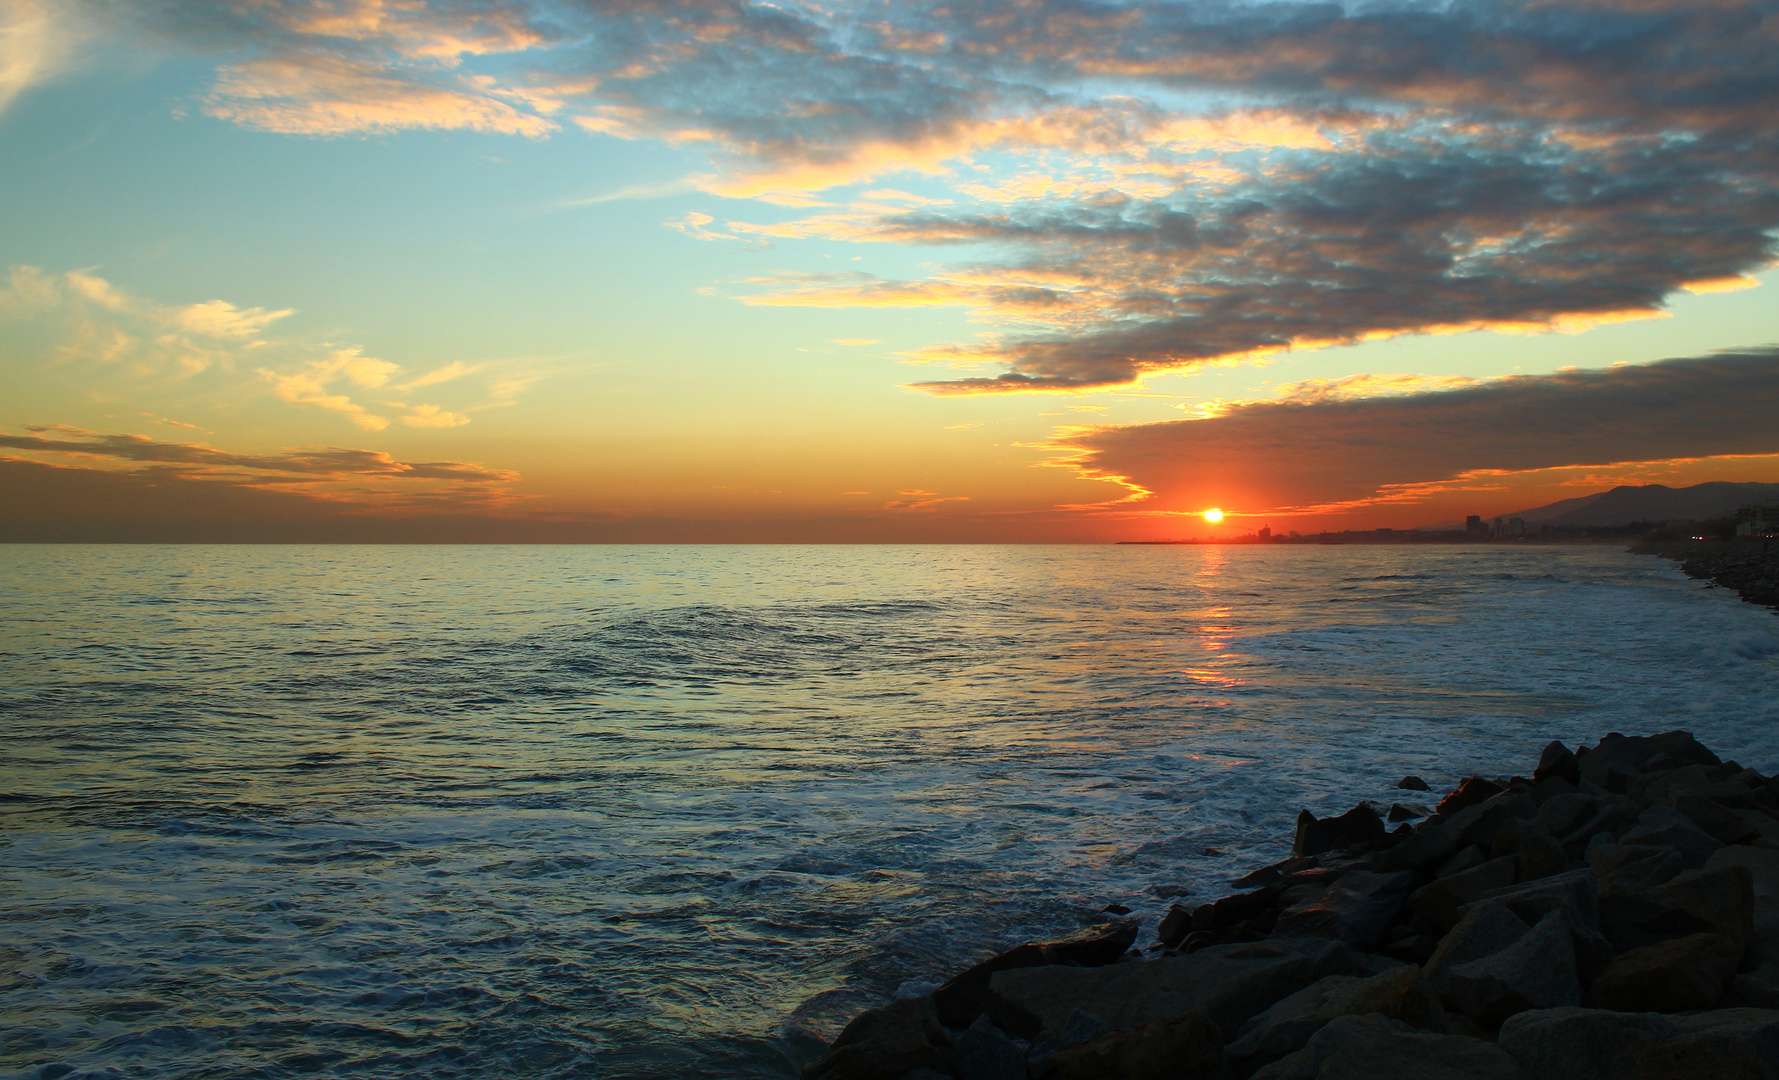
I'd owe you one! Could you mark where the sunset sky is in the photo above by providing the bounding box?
[3,0,1777,541]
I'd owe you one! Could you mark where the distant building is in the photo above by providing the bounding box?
[1466,515,1486,536]
[1258,526,1272,541]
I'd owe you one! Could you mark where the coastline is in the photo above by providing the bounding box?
[800,732,1779,1079]
[1632,539,1779,610]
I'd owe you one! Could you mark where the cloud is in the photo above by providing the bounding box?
[1055,349,1779,517]
[259,347,402,429]
[0,0,76,119]
[79,0,1779,397]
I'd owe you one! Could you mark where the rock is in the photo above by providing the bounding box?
[1048,1013,1223,1080]
[1232,856,1320,891]
[1409,857,1518,928]
[1226,966,1444,1076]
[1706,845,1779,900]
[1435,845,1489,879]
[1424,903,1533,1000]
[1294,804,1388,858]
[1387,802,1430,822]
[1453,793,1538,850]
[932,921,1140,1027]
[1587,932,1740,1012]
[988,938,1362,1041]
[1533,793,1597,841]
[1157,904,1193,949]
[1620,805,1726,869]
[1271,870,1420,947]
[1469,868,1614,982]
[1442,910,1581,1027]
[954,1015,1029,1080]
[1530,775,1578,806]
[1595,845,1685,897]
[1439,777,1507,817]
[1515,832,1569,881]
[1025,1009,1108,1075]
[1250,1013,1532,1080]
[1601,863,1755,956]
[1399,776,1431,791]
[1381,818,1463,873]
[1576,731,1721,793]
[802,996,954,1080]
[1533,742,1580,786]
[1498,1006,1779,1080]
[1674,792,1763,846]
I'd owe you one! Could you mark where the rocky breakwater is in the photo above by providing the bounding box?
[1635,539,1779,609]
[801,731,1779,1080]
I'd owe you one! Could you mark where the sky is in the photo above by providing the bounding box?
[2,0,1777,542]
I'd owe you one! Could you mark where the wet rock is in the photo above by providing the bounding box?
[989,937,1361,1041]
[1439,777,1507,817]
[1601,864,1755,956]
[1250,1013,1531,1080]
[1533,742,1580,787]
[1047,1013,1223,1080]
[954,1015,1029,1080]
[1588,932,1739,1012]
[1025,1009,1107,1075]
[1271,870,1419,948]
[802,996,954,1080]
[1498,1006,1779,1080]
[1294,805,1387,859]
[1231,856,1319,891]
[1619,805,1725,869]
[1442,911,1582,1027]
[1157,904,1193,949]
[1399,776,1431,791]
[1409,857,1518,928]
[1387,803,1429,823]
[932,920,1140,1028]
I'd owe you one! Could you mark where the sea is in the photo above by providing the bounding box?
[3,543,1778,1079]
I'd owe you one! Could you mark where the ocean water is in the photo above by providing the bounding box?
[2,543,1777,1078]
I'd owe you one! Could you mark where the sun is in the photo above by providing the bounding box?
[1204,508,1224,523]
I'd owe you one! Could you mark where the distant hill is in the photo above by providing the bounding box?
[1419,481,1779,530]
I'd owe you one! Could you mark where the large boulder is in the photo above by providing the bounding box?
[1498,1006,1779,1080]
[1409,857,1518,928]
[1250,1013,1532,1080]
[1600,864,1755,955]
[1469,868,1615,982]
[932,920,1139,1027]
[1271,870,1420,947]
[1619,805,1725,869]
[1534,742,1580,787]
[988,938,1362,1041]
[1576,731,1721,792]
[1441,911,1582,1027]
[802,996,954,1080]
[1226,965,1443,1077]
[1587,932,1740,1012]
[1425,903,1534,1002]
[1295,805,1388,858]
[1047,1013,1223,1080]
[952,1015,1027,1080]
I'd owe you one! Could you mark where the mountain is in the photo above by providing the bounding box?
[1496,482,1779,527]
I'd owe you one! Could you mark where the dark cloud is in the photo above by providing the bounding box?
[1059,348,1779,513]
[0,430,514,483]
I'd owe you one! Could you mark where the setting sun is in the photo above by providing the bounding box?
[1204,508,1225,522]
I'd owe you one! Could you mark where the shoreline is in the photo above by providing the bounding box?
[1632,539,1779,610]
[801,732,1779,1079]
